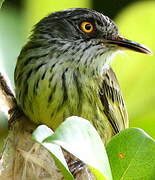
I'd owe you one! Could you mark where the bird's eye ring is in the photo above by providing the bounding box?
[80,21,94,33]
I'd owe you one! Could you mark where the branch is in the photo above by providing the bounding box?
[0,72,16,109]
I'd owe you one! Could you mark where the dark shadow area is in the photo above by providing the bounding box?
[92,0,145,18]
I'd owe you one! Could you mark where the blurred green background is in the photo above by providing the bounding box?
[0,0,155,145]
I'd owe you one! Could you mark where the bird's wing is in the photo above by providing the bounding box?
[99,65,128,134]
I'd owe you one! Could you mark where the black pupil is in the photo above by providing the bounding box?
[85,24,92,30]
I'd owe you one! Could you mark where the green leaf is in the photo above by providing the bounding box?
[32,125,74,180]
[44,116,113,180]
[106,128,155,180]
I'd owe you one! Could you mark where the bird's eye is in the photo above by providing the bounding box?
[80,21,94,33]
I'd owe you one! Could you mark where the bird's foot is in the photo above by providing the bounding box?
[68,159,85,177]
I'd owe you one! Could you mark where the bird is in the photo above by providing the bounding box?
[14,8,151,144]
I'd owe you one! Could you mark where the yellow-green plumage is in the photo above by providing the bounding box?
[14,8,130,144]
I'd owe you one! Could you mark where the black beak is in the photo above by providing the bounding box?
[105,36,152,55]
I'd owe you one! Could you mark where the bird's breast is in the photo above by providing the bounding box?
[21,64,104,130]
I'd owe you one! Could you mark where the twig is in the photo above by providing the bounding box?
[0,72,20,128]
[0,72,16,108]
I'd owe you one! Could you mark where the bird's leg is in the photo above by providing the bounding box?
[68,159,85,176]
[63,149,86,177]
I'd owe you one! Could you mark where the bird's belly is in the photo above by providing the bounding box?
[21,71,113,143]
[23,70,95,128]
[25,89,113,144]
[27,88,100,130]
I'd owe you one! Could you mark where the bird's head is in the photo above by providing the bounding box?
[31,8,151,74]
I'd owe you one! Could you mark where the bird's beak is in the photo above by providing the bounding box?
[104,36,152,55]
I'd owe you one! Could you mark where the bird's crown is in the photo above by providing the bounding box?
[32,8,118,41]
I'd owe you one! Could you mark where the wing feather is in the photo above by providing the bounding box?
[99,65,128,134]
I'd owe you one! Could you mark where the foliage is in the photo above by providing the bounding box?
[33,117,155,180]
[32,124,74,180]
[32,117,112,180]
[107,128,155,179]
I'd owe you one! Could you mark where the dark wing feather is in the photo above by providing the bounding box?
[99,65,128,134]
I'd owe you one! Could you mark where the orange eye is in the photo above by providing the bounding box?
[80,21,94,33]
